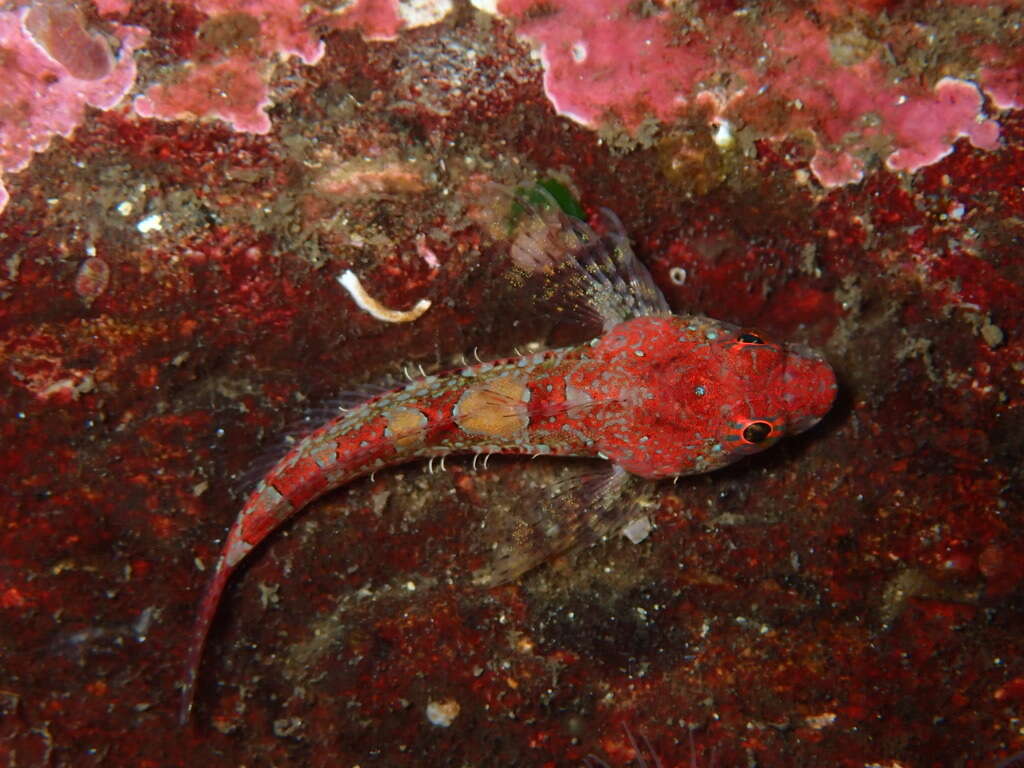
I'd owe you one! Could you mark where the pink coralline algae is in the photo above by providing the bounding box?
[197,0,326,64]
[133,0,326,135]
[332,0,402,42]
[811,76,1000,186]
[135,54,278,135]
[977,43,1024,110]
[23,0,114,81]
[497,0,1008,187]
[0,3,147,213]
[93,0,132,14]
[133,0,452,134]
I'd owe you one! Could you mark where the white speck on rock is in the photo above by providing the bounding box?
[136,213,162,233]
[426,698,460,727]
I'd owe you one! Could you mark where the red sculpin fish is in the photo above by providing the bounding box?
[180,185,837,722]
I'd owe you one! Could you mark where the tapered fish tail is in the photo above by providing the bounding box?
[178,439,341,724]
[178,555,234,725]
[179,478,302,725]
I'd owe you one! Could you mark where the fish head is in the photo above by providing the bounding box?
[586,315,837,478]
[666,316,837,471]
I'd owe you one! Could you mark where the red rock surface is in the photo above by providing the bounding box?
[1,1,1021,766]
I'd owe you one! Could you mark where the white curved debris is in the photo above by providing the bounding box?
[338,269,431,323]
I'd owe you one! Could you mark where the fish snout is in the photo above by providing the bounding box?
[783,353,838,434]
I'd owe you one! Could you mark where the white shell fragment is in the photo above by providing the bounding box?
[337,269,431,323]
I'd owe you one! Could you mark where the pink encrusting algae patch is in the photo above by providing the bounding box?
[132,0,326,135]
[496,0,1008,187]
[196,0,327,64]
[93,0,133,15]
[0,3,148,214]
[497,0,709,129]
[135,54,276,135]
[132,0,446,134]
[23,0,114,81]
[882,77,1000,173]
[331,0,403,41]
[976,43,1024,110]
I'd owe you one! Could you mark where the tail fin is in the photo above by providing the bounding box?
[178,555,233,725]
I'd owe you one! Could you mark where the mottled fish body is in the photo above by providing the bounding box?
[180,187,836,722]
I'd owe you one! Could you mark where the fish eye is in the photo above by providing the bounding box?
[737,331,765,344]
[742,421,773,444]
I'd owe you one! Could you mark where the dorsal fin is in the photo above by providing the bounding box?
[472,181,671,336]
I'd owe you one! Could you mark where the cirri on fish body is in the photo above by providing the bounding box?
[179,184,837,723]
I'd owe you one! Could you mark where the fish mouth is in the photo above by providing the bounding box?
[783,350,838,434]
